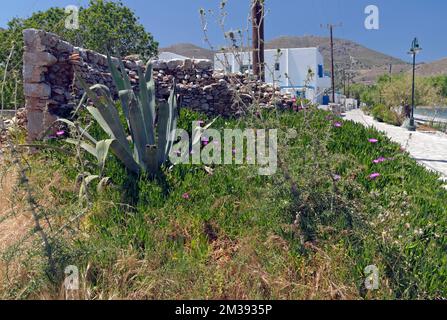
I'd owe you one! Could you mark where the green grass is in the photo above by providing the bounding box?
[2,107,447,300]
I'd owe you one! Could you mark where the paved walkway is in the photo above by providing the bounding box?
[344,109,447,181]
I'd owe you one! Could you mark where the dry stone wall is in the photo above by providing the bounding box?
[23,29,293,141]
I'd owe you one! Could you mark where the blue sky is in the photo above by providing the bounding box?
[1,0,445,63]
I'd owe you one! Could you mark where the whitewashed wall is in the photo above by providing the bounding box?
[215,48,331,104]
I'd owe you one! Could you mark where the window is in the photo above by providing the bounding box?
[275,63,280,71]
[318,65,324,78]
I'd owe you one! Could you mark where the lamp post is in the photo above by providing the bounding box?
[407,37,422,131]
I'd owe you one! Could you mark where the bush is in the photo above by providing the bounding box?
[371,104,403,126]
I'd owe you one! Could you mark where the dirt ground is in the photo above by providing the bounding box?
[1,164,35,252]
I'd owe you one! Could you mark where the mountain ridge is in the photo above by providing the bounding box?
[160,36,446,83]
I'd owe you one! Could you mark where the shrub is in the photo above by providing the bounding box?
[371,104,403,126]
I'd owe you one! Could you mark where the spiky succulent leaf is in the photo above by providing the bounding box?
[66,138,97,158]
[124,90,149,169]
[96,139,115,174]
[166,82,179,157]
[156,101,172,165]
[137,66,155,145]
[118,58,132,91]
[107,53,132,123]
[86,106,139,174]
[78,78,132,154]
[145,145,158,176]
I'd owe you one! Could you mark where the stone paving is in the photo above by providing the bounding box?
[345,109,447,181]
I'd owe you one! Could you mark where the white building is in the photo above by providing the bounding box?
[215,47,332,105]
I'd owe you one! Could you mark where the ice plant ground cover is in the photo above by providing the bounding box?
[1,107,447,299]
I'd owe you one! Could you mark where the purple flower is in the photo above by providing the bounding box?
[232,148,237,155]
[369,173,381,180]
[182,193,190,200]
[56,130,65,137]
[373,157,386,164]
[332,174,341,181]
[368,138,379,144]
[334,122,342,128]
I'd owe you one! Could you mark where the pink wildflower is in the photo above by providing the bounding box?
[373,157,387,164]
[368,138,379,143]
[369,173,381,180]
[182,193,190,200]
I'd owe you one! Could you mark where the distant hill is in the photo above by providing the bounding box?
[160,35,411,83]
[266,35,405,69]
[159,43,214,60]
[414,58,447,77]
[266,35,410,84]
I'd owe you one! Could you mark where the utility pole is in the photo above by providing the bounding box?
[252,0,265,82]
[343,69,346,96]
[321,23,342,103]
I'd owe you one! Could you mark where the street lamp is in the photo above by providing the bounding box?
[407,37,422,131]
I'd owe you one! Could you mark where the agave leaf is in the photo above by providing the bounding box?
[84,175,100,185]
[96,139,115,174]
[145,61,156,128]
[145,145,158,176]
[165,82,179,156]
[156,101,172,165]
[144,60,153,83]
[137,66,155,145]
[126,90,148,169]
[86,105,139,174]
[79,175,100,200]
[72,92,88,117]
[78,78,132,154]
[118,58,132,91]
[91,84,132,148]
[107,53,125,91]
[66,138,97,158]
[97,177,111,193]
[107,53,131,122]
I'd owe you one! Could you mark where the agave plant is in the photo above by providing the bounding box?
[69,54,178,177]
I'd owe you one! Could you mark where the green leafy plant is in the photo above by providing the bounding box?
[71,54,178,178]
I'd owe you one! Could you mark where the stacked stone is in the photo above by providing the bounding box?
[23,29,295,141]
[23,29,59,141]
[23,29,142,140]
[152,59,293,117]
